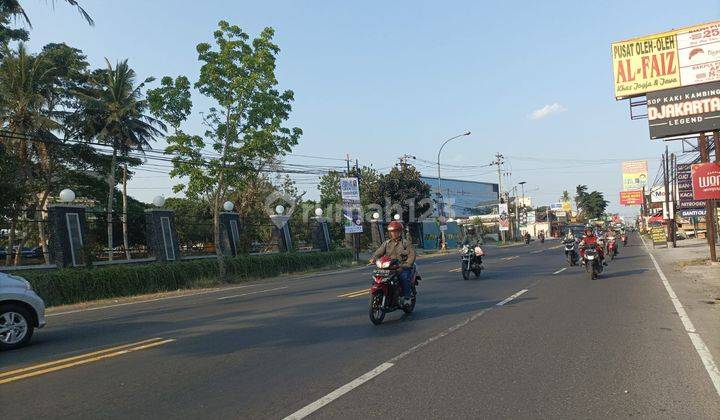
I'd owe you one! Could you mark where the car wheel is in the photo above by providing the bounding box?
[0,304,34,351]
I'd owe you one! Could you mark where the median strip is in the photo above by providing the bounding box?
[0,337,175,385]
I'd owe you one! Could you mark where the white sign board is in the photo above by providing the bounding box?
[340,177,360,201]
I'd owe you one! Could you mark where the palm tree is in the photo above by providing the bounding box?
[1,0,94,27]
[77,59,164,260]
[575,184,588,214]
[560,190,570,203]
[0,43,60,264]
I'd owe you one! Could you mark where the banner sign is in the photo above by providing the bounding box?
[647,82,720,139]
[527,212,536,224]
[691,162,720,199]
[498,203,510,231]
[340,177,363,233]
[620,190,644,205]
[612,20,720,99]
[549,203,563,211]
[677,163,705,215]
[650,186,669,203]
[651,226,667,247]
[622,160,648,191]
[562,201,572,212]
[680,208,706,217]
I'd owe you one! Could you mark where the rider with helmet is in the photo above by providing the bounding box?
[579,225,606,265]
[370,220,417,306]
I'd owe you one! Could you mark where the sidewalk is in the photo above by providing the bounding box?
[643,237,720,364]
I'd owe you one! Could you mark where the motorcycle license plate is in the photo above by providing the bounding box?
[374,269,391,276]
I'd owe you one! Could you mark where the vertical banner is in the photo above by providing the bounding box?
[498,203,510,231]
[340,177,363,233]
[677,163,706,217]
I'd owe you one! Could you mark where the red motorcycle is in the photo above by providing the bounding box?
[369,255,420,325]
[607,235,618,260]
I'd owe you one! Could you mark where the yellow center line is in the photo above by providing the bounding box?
[501,256,519,261]
[0,338,175,385]
[449,268,461,272]
[338,288,369,298]
[0,337,165,379]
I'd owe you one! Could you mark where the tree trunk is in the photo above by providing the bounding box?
[5,218,16,266]
[107,147,117,261]
[37,191,50,265]
[13,228,27,266]
[122,162,131,260]
[213,193,226,280]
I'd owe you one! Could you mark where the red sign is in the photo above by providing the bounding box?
[692,163,720,200]
[620,190,644,205]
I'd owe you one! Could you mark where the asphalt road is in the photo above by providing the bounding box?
[1,234,719,419]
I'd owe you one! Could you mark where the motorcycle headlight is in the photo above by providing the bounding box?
[461,246,469,253]
[381,260,391,268]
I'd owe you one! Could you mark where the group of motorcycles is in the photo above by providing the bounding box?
[563,231,628,280]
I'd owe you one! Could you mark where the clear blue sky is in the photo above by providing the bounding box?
[18,0,720,217]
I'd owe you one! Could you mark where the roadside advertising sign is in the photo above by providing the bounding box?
[498,203,510,231]
[621,160,648,191]
[691,162,720,199]
[611,20,720,99]
[620,190,644,205]
[562,201,572,212]
[677,163,705,216]
[651,226,667,246]
[527,212,536,224]
[650,186,668,203]
[340,177,363,233]
[549,203,563,211]
[647,82,720,139]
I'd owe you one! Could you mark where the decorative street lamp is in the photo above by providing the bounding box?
[59,188,76,203]
[436,131,471,249]
[152,195,166,207]
[223,201,235,212]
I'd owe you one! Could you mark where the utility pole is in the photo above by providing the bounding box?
[398,154,415,169]
[670,152,677,248]
[662,147,671,247]
[492,153,505,243]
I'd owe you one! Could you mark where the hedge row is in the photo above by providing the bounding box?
[22,249,353,307]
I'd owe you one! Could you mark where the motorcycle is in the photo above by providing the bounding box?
[563,238,579,266]
[369,255,420,325]
[607,235,618,260]
[582,245,603,280]
[524,234,530,244]
[460,243,484,280]
[539,232,545,243]
[621,233,628,246]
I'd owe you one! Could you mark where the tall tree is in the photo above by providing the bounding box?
[378,164,431,222]
[77,59,164,260]
[560,190,570,203]
[167,21,301,277]
[147,75,192,133]
[575,184,588,213]
[580,191,608,220]
[1,0,94,28]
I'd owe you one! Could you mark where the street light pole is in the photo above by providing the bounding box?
[518,181,526,238]
[436,131,471,250]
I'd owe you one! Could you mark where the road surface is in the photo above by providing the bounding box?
[1,233,718,419]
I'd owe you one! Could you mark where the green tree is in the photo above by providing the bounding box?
[147,75,192,133]
[579,191,608,220]
[378,164,431,222]
[167,21,301,277]
[76,59,165,260]
[575,184,587,213]
[560,190,570,203]
[1,0,94,28]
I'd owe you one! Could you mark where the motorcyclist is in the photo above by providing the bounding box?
[370,220,416,306]
[579,226,606,266]
[463,224,483,245]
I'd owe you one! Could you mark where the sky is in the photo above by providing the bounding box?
[16,0,720,217]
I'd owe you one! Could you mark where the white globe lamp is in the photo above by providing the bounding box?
[152,195,166,207]
[223,201,234,212]
[275,205,285,215]
[372,212,380,220]
[59,189,75,203]
[314,208,323,217]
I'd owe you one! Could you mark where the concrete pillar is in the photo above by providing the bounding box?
[311,217,332,251]
[145,209,180,262]
[370,220,386,248]
[219,212,242,256]
[270,215,292,252]
[47,204,88,267]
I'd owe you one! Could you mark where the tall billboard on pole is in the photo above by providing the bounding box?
[498,203,509,231]
[611,20,720,99]
[621,160,648,191]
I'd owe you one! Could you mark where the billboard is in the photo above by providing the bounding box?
[420,177,499,217]
[620,190,644,205]
[339,177,360,201]
[340,177,362,233]
[621,160,648,191]
[549,203,563,211]
[677,163,705,216]
[691,162,720,199]
[647,82,720,139]
[498,203,510,231]
[611,20,720,99]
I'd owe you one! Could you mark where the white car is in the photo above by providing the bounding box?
[0,272,46,350]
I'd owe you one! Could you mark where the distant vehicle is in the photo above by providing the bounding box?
[0,272,46,350]
[0,246,43,260]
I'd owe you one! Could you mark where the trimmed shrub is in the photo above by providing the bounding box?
[22,249,352,307]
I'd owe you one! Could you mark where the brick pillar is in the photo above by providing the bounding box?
[219,212,242,256]
[311,217,332,251]
[47,204,88,268]
[145,209,180,262]
[270,215,292,252]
